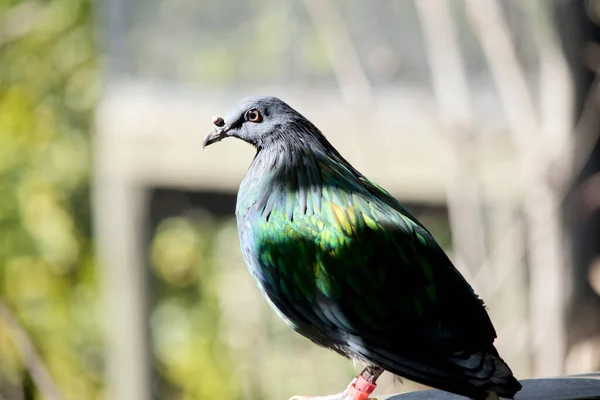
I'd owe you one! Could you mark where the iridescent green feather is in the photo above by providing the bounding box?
[247,156,444,332]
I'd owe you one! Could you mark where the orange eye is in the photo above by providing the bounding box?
[245,109,262,123]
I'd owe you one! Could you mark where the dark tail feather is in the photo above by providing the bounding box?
[350,342,522,399]
[487,355,522,398]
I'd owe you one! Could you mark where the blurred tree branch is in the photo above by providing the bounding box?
[580,172,600,215]
[301,0,373,108]
[0,301,65,400]
[465,0,539,141]
[415,0,488,281]
[571,43,600,184]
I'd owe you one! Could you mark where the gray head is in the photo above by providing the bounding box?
[203,96,318,149]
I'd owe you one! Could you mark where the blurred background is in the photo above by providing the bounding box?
[1,0,600,399]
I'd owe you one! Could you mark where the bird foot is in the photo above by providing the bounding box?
[288,389,352,400]
[289,375,378,400]
[289,389,377,400]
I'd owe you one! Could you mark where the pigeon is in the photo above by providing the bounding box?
[203,96,522,400]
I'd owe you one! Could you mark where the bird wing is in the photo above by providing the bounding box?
[241,155,496,354]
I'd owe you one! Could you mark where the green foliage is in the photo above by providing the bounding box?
[0,0,99,398]
[150,215,240,400]
[150,215,357,400]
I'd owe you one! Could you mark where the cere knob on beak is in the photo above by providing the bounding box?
[203,115,228,148]
[212,116,225,127]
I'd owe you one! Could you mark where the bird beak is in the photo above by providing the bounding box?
[203,127,229,148]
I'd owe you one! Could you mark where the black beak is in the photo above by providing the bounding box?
[203,127,229,148]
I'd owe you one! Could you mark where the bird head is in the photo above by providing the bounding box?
[203,96,313,149]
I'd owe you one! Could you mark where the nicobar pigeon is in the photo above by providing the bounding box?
[203,96,522,400]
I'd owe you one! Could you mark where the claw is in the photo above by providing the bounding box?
[289,390,378,400]
[289,388,350,400]
[288,393,347,400]
[289,396,378,400]
[289,367,381,400]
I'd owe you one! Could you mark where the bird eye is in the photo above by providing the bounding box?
[245,109,262,123]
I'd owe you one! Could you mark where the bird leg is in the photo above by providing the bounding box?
[289,365,384,400]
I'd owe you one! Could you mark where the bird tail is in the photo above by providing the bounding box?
[485,354,522,399]
[353,342,522,399]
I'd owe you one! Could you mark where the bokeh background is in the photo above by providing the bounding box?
[1,0,600,399]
